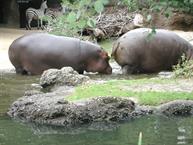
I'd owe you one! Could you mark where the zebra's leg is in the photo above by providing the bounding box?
[37,19,40,30]
[26,21,29,30]
[26,18,29,30]
[40,18,44,30]
[28,19,32,30]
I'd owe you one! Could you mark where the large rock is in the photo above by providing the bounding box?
[7,92,152,127]
[40,67,90,88]
[156,100,193,116]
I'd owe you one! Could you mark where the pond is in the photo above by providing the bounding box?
[1,72,193,145]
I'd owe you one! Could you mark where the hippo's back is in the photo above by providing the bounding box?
[112,28,193,73]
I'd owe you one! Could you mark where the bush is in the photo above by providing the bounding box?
[46,0,109,37]
[47,0,193,37]
[173,55,193,78]
[121,0,193,13]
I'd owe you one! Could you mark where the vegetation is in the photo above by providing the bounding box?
[67,78,193,105]
[47,0,193,37]
[173,55,193,78]
[48,0,108,37]
[122,0,193,14]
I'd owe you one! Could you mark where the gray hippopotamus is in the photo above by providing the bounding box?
[112,28,193,74]
[9,33,112,75]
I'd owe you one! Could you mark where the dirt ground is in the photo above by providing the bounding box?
[0,28,43,69]
[0,28,193,70]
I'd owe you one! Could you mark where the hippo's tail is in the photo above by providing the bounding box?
[111,41,120,59]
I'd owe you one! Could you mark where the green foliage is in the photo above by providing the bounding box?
[94,0,108,13]
[146,27,156,41]
[48,0,108,37]
[120,0,193,14]
[173,55,193,78]
[48,0,193,37]
[121,0,138,11]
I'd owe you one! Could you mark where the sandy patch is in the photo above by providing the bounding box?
[0,28,44,69]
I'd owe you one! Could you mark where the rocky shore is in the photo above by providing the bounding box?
[7,67,193,127]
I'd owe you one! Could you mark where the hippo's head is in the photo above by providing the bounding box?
[85,49,112,74]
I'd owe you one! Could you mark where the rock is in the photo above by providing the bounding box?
[158,71,174,78]
[133,14,144,27]
[7,86,74,121]
[24,90,43,96]
[40,67,90,88]
[8,94,152,127]
[132,105,154,117]
[93,28,105,39]
[156,100,193,116]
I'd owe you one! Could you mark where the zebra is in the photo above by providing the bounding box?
[43,7,70,29]
[26,0,48,30]
[44,8,58,20]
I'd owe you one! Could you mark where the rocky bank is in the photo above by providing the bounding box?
[7,67,193,127]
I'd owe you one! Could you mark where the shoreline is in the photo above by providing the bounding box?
[6,67,193,128]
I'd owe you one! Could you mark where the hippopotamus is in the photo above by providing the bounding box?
[9,33,112,75]
[111,28,193,74]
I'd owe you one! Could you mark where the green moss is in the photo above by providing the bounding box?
[66,78,193,106]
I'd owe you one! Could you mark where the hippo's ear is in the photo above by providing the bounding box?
[97,50,110,60]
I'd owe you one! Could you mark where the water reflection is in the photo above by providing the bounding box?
[1,115,193,145]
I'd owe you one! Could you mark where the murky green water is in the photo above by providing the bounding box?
[1,72,193,145]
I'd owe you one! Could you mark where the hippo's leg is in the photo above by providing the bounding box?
[15,66,32,75]
[122,65,140,74]
[78,70,84,74]
[15,67,28,75]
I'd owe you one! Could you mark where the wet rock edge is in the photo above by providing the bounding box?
[7,90,193,127]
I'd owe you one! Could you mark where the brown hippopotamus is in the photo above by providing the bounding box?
[111,28,193,74]
[9,33,112,75]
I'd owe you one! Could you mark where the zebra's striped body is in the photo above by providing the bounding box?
[26,0,48,30]
[45,8,58,20]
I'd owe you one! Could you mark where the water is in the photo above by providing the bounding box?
[1,114,193,145]
[1,72,193,145]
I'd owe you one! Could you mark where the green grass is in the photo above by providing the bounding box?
[66,78,193,106]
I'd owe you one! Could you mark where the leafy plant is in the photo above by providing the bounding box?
[47,0,193,37]
[47,0,109,37]
[173,54,193,78]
